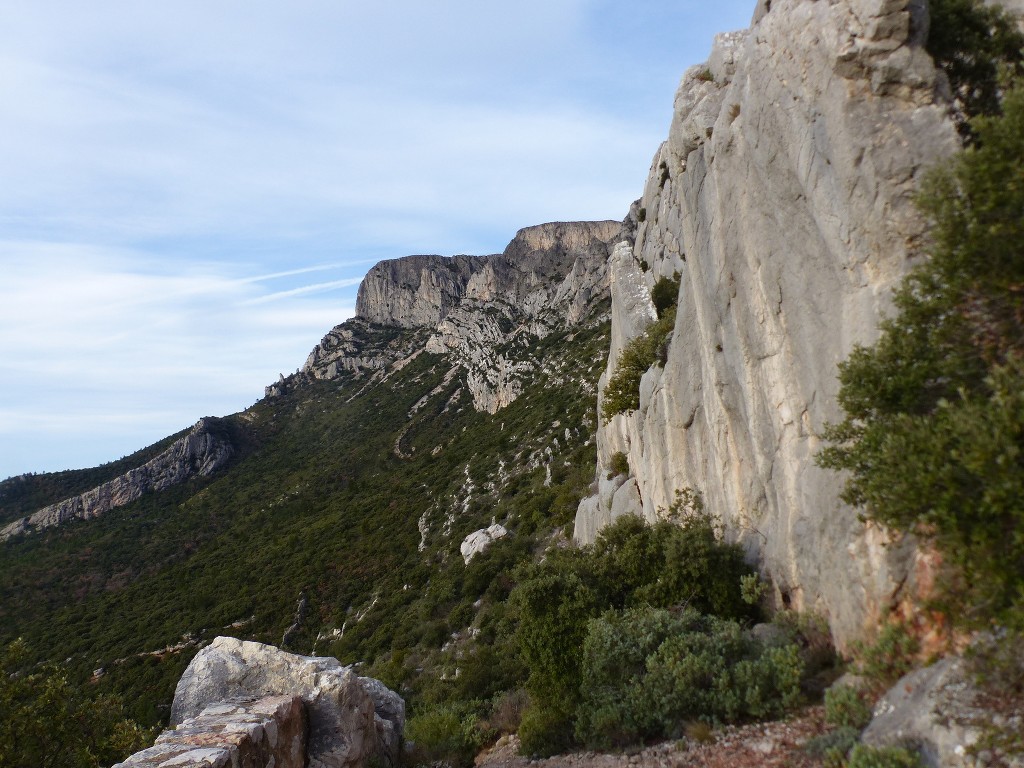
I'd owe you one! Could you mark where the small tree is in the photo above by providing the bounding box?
[819,83,1024,628]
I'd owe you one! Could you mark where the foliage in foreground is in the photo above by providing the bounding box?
[0,639,152,768]
[926,0,1024,133]
[819,82,1024,629]
[575,607,803,749]
[508,502,821,756]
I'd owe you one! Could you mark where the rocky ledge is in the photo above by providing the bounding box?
[0,418,233,542]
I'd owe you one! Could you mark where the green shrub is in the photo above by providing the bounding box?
[804,726,861,766]
[487,688,528,735]
[608,451,630,478]
[847,744,924,768]
[574,607,804,749]
[405,704,489,768]
[650,273,681,319]
[517,702,574,757]
[824,685,873,729]
[0,639,153,768]
[854,623,919,690]
[509,502,758,753]
[602,308,676,419]
[926,0,1024,132]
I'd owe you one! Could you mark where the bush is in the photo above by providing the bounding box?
[926,0,1024,133]
[574,607,804,749]
[0,639,152,768]
[847,744,924,768]
[517,702,574,757]
[608,451,630,478]
[650,274,681,319]
[509,502,759,753]
[405,704,489,768]
[601,308,676,419]
[804,726,861,766]
[854,623,919,690]
[824,685,873,729]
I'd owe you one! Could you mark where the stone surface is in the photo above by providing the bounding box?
[460,523,509,564]
[862,657,1023,767]
[575,0,961,650]
[1,418,233,541]
[171,637,404,768]
[113,695,306,768]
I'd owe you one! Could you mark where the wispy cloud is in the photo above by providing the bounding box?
[0,0,756,479]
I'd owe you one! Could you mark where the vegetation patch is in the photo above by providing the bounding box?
[819,82,1024,630]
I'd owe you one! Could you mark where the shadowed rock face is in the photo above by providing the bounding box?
[575,0,961,649]
[0,418,233,542]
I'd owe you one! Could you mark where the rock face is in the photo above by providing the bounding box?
[171,637,404,768]
[113,695,306,768]
[0,418,233,542]
[575,0,961,649]
[291,221,620,414]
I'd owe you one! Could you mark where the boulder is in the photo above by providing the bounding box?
[113,695,305,768]
[460,523,508,564]
[171,637,404,768]
[862,657,1024,767]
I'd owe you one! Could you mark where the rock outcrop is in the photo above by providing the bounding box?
[289,221,620,414]
[460,523,509,564]
[171,637,404,768]
[114,695,306,768]
[862,655,1023,767]
[575,0,961,649]
[1,418,233,542]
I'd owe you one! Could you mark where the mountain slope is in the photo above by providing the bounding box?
[0,221,619,726]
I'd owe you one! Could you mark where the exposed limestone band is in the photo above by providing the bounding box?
[0,418,233,542]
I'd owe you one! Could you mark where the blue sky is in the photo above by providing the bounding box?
[0,1,754,480]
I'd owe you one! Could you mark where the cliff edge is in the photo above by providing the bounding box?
[575,0,961,649]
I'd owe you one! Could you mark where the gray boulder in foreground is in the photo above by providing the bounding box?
[113,695,306,768]
[862,656,1023,767]
[171,636,405,768]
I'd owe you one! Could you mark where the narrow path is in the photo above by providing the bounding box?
[476,707,829,768]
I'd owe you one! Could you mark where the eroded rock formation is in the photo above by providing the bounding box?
[575,0,961,649]
[0,418,233,541]
[113,695,306,768]
[292,221,619,413]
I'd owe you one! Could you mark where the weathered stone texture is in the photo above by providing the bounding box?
[576,0,961,649]
[862,656,1024,767]
[1,418,233,542]
[113,695,306,768]
[171,637,404,768]
[460,523,509,564]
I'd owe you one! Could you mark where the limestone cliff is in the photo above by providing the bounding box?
[575,0,961,649]
[0,418,233,541]
[292,221,619,413]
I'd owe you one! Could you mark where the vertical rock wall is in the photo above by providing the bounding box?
[577,0,961,648]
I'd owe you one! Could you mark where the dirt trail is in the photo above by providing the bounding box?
[475,707,829,768]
